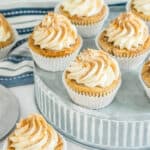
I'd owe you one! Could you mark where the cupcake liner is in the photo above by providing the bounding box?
[113,52,149,71]
[139,74,150,99]
[30,37,82,72]
[3,134,67,150]
[126,0,131,12]
[55,4,109,38]
[126,0,150,29]
[63,136,67,150]
[95,34,150,71]
[139,59,150,99]
[0,29,18,59]
[147,22,150,29]
[74,7,109,38]
[2,140,7,150]
[75,14,108,38]
[62,72,121,109]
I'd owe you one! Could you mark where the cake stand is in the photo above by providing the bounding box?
[34,5,150,150]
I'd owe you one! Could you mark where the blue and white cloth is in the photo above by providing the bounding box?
[0,1,127,87]
[0,1,56,87]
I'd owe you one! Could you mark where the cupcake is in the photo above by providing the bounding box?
[96,12,150,71]
[128,0,150,24]
[63,49,121,109]
[140,59,150,98]
[28,12,82,72]
[0,14,17,59]
[4,114,66,150]
[56,0,109,38]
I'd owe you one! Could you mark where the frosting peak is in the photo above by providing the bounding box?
[61,0,104,17]
[0,14,12,42]
[8,114,61,150]
[32,13,78,50]
[66,49,120,88]
[105,12,149,50]
[132,0,150,16]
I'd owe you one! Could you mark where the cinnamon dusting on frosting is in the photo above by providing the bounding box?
[7,114,64,150]
[105,12,149,50]
[32,12,78,51]
[132,0,150,16]
[66,49,120,88]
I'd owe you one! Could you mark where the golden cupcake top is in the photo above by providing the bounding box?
[60,0,105,17]
[0,14,12,42]
[32,12,78,51]
[7,114,64,150]
[131,0,150,16]
[105,12,149,50]
[66,49,120,88]
[142,60,150,88]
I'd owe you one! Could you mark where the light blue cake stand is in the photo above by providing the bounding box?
[34,5,150,150]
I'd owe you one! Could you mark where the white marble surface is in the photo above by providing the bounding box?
[0,85,93,150]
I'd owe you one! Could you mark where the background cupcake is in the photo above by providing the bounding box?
[56,0,109,38]
[63,49,121,109]
[4,114,66,150]
[140,58,150,99]
[96,12,150,71]
[0,14,17,59]
[28,12,82,72]
[127,0,150,27]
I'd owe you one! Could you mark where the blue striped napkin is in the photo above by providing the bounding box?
[0,2,56,87]
[0,39,33,87]
[0,1,127,87]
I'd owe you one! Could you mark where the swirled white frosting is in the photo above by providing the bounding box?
[66,49,120,88]
[105,12,149,50]
[32,12,78,50]
[0,14,11,42]
[61,0,104,17]
[132,0,150,16]
[8,114,60,150]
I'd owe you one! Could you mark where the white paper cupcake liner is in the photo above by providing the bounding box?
[3,135,67,150]
[139,60,150,99]
[95,35,150,71]
[126,0,131,12]
[126,0,150,29]
[75,6,109,38]
[62,72,121,109]
[0,29,18,59]
[147,22,150,30]
[140,75,150,99]
[30,37,82,72]
[113,52,149,71]
[55,4,109,38]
